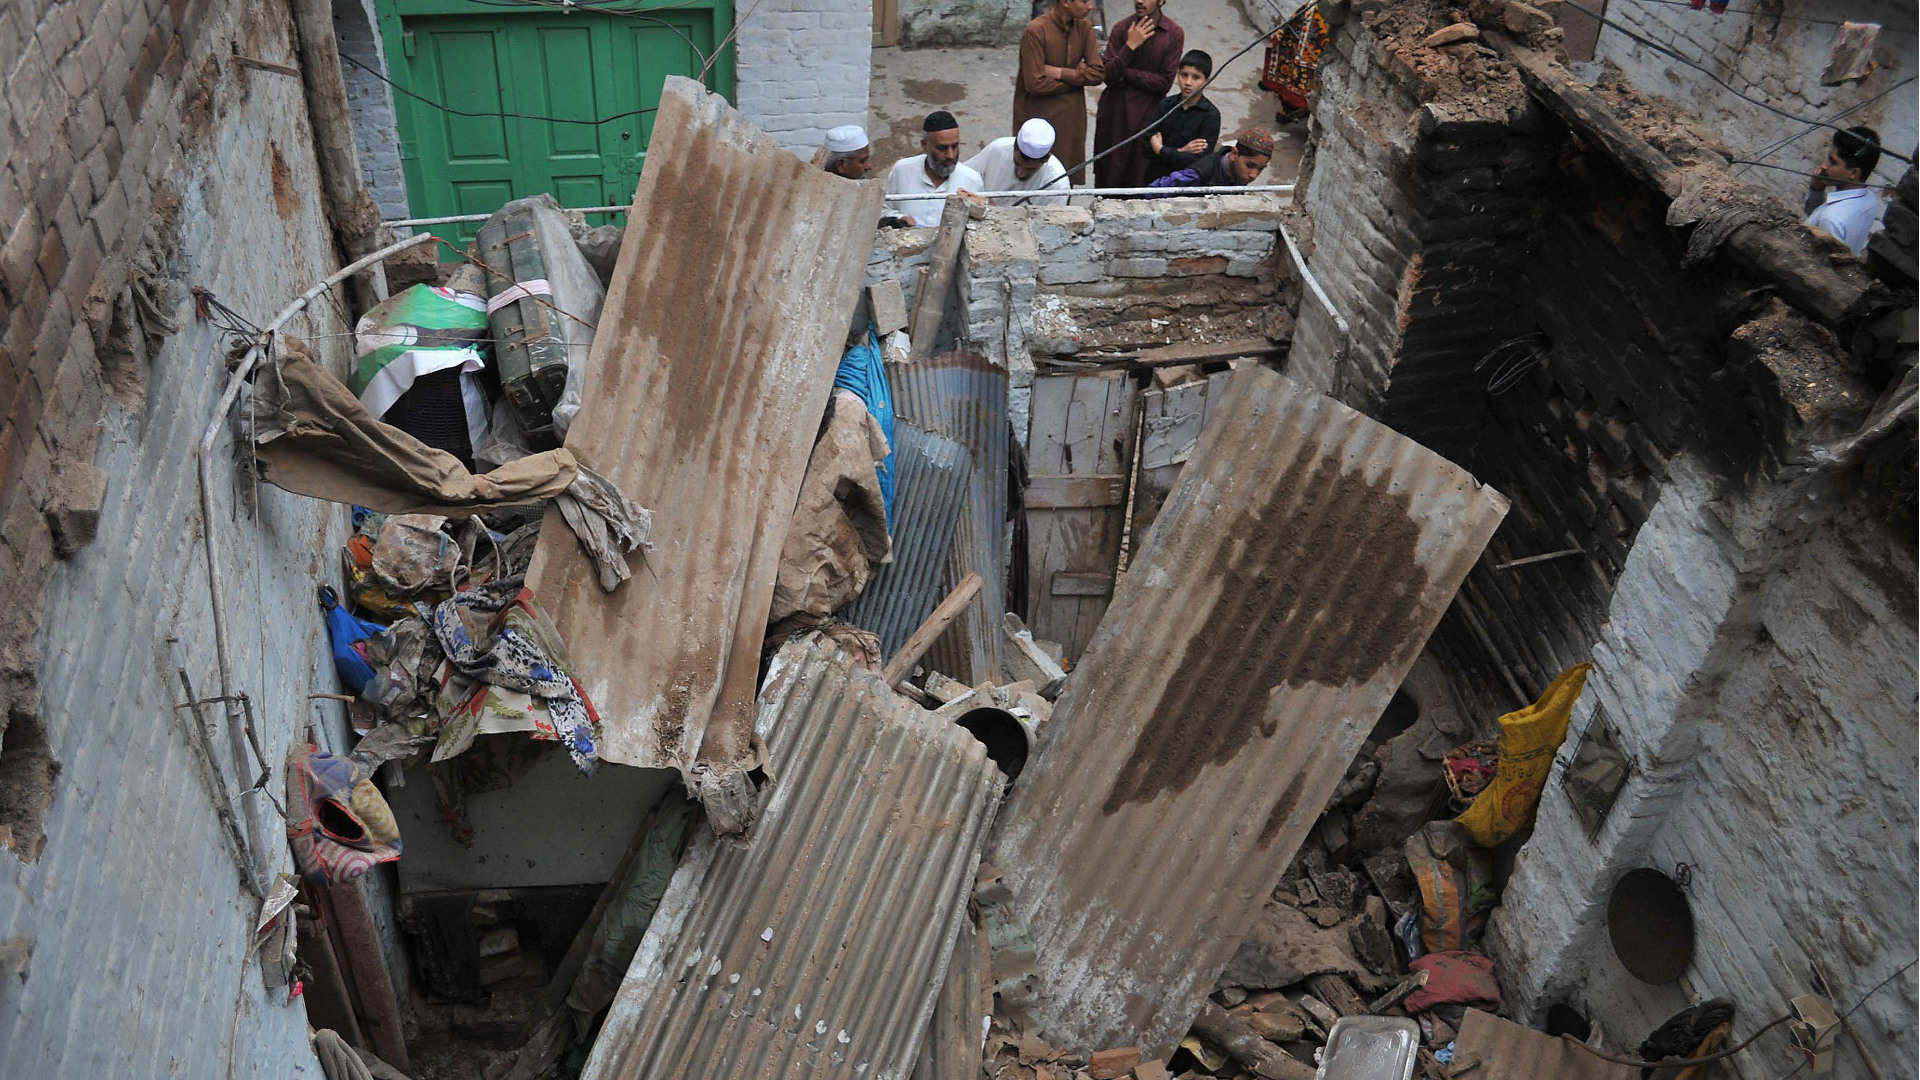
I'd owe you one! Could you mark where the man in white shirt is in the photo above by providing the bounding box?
[886,111,985,227]
[1805,125,1882,256]
[964,118,1071,207]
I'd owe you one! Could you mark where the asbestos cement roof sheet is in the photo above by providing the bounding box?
[984,366,1509,1057]
[526,77,884,834]
[582,638,1004,1080]
[1452,1009,1640,1080]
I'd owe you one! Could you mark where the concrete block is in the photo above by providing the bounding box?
[41,459,105,557]
[1037,258,1103,285]
[1106,256,1170,277]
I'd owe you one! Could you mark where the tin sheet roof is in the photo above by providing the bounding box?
[583,639,1004,1080]
[842,422,973,660]
[984,366,1509,1057]
[525,77,883,834]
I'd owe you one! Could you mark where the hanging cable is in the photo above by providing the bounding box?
[1734,75,1916,172]
[1560,0,1915,164]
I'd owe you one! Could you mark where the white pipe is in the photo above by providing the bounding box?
[380,186,1296,226]
[1277,218,1350,338]
[193,229,437,896]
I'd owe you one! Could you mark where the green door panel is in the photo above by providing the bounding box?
[381,0,735,256]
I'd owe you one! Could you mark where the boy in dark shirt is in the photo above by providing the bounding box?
[1144,50,1223,184]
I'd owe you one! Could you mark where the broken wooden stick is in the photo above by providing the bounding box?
[1191,1001,1317,1080]
[883,572,984,688]
[1307,973,1369,1018]
[1365,969,1430,1014]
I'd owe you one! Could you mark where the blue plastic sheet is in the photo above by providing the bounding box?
[320,585,385,694]
[833,327,896,528]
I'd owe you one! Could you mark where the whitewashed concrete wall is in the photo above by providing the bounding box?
[1488,457,1919,1074]
[735,0,873,155]
[1590,0,1918,205]
[0,10,354,1076]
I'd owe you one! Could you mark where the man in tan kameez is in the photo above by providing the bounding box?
[1014,0,1105,181]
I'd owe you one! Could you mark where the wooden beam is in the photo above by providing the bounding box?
[907,198,971,364]
[883,572,984,687]
[1040,337,1285,373]
[1190,1001,1317,1080]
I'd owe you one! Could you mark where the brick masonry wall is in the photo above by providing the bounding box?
[0,0,357,1073]
[333,0,410,220]
[1590,0,1918,206]
[735,0,873,156]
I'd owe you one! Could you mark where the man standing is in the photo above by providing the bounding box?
[1804,125,1882,256]
[822,125,872,179]
[1093,0,1184,189]
[1015,0,1104,180]
[965,119,1071,207]
[1145,50,1221,184]
[1148,127,1273,191]
[886,111,986,227]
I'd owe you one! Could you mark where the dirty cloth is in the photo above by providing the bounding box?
[1404,951,1501,1014]
[321,584,385,694]
[286,746,402,884]
[370,513,460,594]
[250,339,648,587]
[1406,820,1496,954]
[833,328,897,525]
[1261,0,1329,114]
[1093,12,1185,188]
[1454,662,1591,846]
[430,579,604,773]
[1014,4,1104,177]
[769,390,894,623]
[350,282,489,431]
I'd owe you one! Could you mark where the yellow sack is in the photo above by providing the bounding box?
[1454,661,1592,846]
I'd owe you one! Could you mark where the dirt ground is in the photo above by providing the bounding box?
[866,0,1309,183]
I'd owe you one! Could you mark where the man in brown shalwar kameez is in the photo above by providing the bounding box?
[1014,0,1105,181]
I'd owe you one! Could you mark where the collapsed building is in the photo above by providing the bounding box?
[0,1,1913,1079]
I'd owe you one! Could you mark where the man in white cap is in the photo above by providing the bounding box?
[886,111,986,227]
[822,125,872,179]
[963,118,1070,207]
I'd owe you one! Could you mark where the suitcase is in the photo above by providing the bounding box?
[477,194,606,449]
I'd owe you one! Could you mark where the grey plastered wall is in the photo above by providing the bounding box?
[1591,0,1917,205]
[334,0,412,220]
[900,0,1028,48]
[0,3,352,1075]
[735,0,874,155]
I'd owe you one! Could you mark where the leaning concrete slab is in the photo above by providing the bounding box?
[526,77,884,836]
[985,366,1509,1057]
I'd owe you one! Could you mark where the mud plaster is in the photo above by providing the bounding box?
[1102,448,1431,813]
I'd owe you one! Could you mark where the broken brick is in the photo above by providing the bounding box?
[1087,1047,1143,1080]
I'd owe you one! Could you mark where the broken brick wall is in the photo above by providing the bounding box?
[0,0,358,1072]
[1585,0,1916,206]
[1293,1,1916,1063]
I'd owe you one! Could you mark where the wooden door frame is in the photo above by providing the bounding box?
[374,0,736,233]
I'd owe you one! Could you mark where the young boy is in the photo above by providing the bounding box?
[1145,50,1223,184]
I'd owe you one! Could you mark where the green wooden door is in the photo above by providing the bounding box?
[380,0,731,252]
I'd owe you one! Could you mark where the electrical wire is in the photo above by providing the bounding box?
[451,0,713,71]
[1561,0,1915,164]
[1735,75,1916,172]
[1616,0,1862,26]
[342,52,660,126]
[1728,159,1898,187]
[697,0,765,84]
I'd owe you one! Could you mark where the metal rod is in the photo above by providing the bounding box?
[176,670,267,901]
[192,229,437,898]
[1277,218,1351,338]
[1493,547,1585,571]
[380,187,1297,227]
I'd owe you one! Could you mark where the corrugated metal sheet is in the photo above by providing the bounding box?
[911,908,989,1080]
[526,77,884,833]
[583,639,1005,1080]
[1452,1009,1639,1080]
[842,422,974,660]
[888,354,1009,683]
[985,366,1509,1058]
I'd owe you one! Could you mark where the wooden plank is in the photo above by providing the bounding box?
[1026,474,1126,509]
[907,198,970,363]
[1050,572,1114,597]
[1024,373,1138,662]
[1131,372,1231,544]
[1038,337,1285,373]
[883,572,984,687]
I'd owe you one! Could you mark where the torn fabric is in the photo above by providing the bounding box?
[769,389,893,623]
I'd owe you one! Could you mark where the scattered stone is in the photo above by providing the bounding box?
[1306,904,1345,929]
[1223,902,1375,989]
[44,462,107,558]
[1310,867,1364,915]
[1351,713,1454,854]
[1214,984,1249,1007]
[1133,1061,1171,1080]
[1503,0,1555,35]
[1230,1002,1306,1043]
[1348,907,1400,976]
[1088,1047,1144,1079]
[1422,23,1480,48]
[1362,850,1421,917]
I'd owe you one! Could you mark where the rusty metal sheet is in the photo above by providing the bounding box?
[985,366,1508,1057]
[841,422,974,661]
[1452,1010,1639,1080]
[526,77,884,835]
[583,638,1004,1080]
[912,907,991,1080]
[888,353,1009,683]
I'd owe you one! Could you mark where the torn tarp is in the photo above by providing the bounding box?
[524,77,884,837]
[769,388,893,623]
[248,338,649,588]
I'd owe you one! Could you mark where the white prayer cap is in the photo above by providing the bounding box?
[1016,118,1056,158]
[824,125,869,153]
